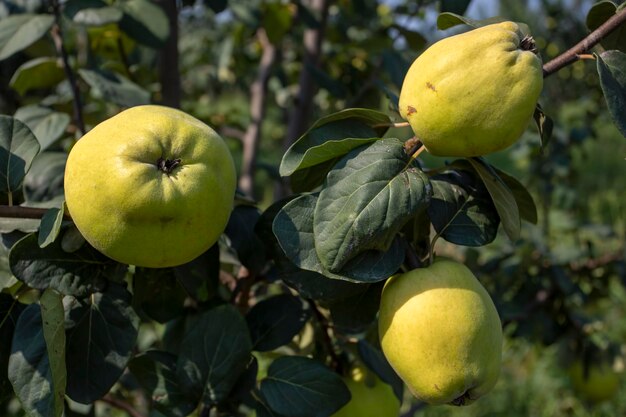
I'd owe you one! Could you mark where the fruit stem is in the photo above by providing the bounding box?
[519,35,538,54]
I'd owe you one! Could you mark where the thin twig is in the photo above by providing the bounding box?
[49,0,85,136]
[542,7,626,77]
[100,394,146,417]
[307,298,341,371]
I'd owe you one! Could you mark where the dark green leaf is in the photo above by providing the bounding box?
[23,152,67,203]
[64,283,139,403]
[63,0,122,26]
[532,104,553,149]
[133,267,186,323]
[436,13,505,30]
[78,69,150,107]
[597,51,626,137]
[392,25,426,51]
[129,351,198,417]
[586,1,626,52]
[280,108,391,182]
[263,2,292,44]
[0,14,55,61]
[9,231,122,297]
[327,282,384,333]
[228,355,258,403]
[8,304,57,417]
[440,0,472,15]
[173,244,219,303]
[14,105,70,151]
[40,289,66,417]
[38,206,65,248]
[119,0,170,48]
[381,49,410,90]
[224,205,266,273]
[273,193,404,283]
[494,168,538,224]
[0,293,25,403]
[0,115,41,195]
[246,294,310,351]
[357,340,403,401]
[314,138,431,272]
[259,356,350,417]
[176,305,252,405]
[466,158,521,241]
[207,0,228,14]
[428,170,499,246]
[9,57,65,96]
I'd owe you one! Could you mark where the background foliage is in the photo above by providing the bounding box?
[0,0,624,416]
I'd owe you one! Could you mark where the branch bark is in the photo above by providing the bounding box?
[238,29,277,199]
[0,205,70,220]
[50,0,85,136]
[542,7,626,77]
[156,0,181,108]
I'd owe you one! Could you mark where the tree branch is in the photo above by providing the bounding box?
[50,0,85,136]
[0,205,70,220]
[542,7,626,77]
[155,0,181,108]
[307,299,342,372]
[238,29,277,199]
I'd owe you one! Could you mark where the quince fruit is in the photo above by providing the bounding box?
[378,258,502,405]
[399,21,543,157]
[64,105,236,268]
[569,359,621,403]
[332,365,400,417]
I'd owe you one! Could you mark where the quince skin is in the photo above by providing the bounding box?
[399,21,543,157]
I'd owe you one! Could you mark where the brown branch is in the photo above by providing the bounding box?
[307,299,341,372]
[100,394,146,417]
[50,0,85,136]
[0,205,71,220]
[238,29,277,199]
[542,7,626,77]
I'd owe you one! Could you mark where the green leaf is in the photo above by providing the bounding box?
[466,158,521,241]
[327,282,384,333]
[9,231,123,297]
[64,283,139,404]
[119,0,170,48]
[493,168,538,224]
[23,152,67,203]
[597,50,626,138]
[64,0,124,26]
[14,105,70,151]
[128,351,198,417]
[40,288,67,417]
[0,293,25,403]
[436,13,505,30]
[440,0,473,15]
[9,304,57,417]
[314,138,431,272]
[173,244,219,303]
[259,356,350,417]
[0,115,41,195]
[532,104,554,149]
[79,69,150,107]
[586,1,626,52]
[428,170,499,247]
[176,305,252,406]
[357,340,403,401]
[392,25,426,50]
[0,14,55,61]
[133,267,186,323]
[263,2,292,44]
[273,193,404,283]
[38,206,65,248]
[9,57,65,96]
[224,205,266,273]
[280,108,391,187]
[246,294,311,352]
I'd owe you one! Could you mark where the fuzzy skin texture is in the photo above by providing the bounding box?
[331,366,400,417]
[64,105,236,268]
[378,258,503,405]
[399,21,543,157]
